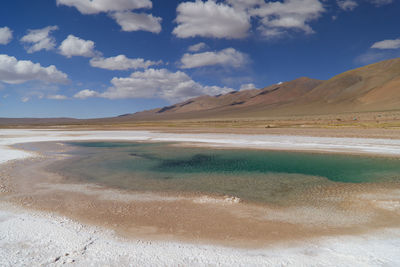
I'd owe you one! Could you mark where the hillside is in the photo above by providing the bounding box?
[132,77,323,120]
[130,57,400,120]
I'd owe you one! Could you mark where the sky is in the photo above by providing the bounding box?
[0,0,399,118]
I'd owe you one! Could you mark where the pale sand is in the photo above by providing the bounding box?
[1,202,400,266]
[1,129,400,266]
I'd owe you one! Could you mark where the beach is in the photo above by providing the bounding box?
[1,129,400,266]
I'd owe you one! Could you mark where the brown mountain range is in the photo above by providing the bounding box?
[131,57,400,120]
[1,57,399,126]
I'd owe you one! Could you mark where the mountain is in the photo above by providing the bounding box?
[130,57,400,120]
[132,77,323,120]
[1,58,399,127]
[298,57,400,113]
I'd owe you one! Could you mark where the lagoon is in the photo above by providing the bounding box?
[50,141,400,205]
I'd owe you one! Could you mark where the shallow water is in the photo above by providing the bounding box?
[49,141,400,205]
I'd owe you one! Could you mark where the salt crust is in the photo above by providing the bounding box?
[0,202,399,266]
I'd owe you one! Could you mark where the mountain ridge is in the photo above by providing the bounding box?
[129,57,400,120]
[1,58,400,125]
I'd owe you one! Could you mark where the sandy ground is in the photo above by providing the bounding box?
[1,129,400,266]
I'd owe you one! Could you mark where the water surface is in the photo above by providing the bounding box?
[49,141,400,205]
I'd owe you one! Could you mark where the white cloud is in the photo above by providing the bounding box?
[76,68,232,101]
[90,55,161,70]
[56,0,160,34]
[56,0,152,14]
[180,48,248,69]
[59,35,99,58]
[251,0,325,37]
[0,54,68,84]
[74,89,99,99]
[369,0,393,6]
[371,38,400,50]
[173,0,250,39]
[111,11,162,33]
[21,96,30,103]
[47,94,68,100]
[0,27,13,45]
[239,83,256,91]
[337,0,358,11]
[188,42,207,52]
[336,0,393,9]
[173,0,325,40]
[20,26,59,53]
[354,51,385,65]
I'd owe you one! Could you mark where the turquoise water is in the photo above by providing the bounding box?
[50,141,400,204]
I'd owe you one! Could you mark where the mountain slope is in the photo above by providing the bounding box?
[132,77,323,119]
[130,57,400,120]
[298,58,400,112]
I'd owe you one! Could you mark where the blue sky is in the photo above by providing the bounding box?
[0,0,399,118]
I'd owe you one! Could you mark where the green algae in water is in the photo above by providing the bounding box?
[52,141,400,204]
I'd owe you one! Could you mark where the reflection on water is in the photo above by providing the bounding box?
[49,141,400,205]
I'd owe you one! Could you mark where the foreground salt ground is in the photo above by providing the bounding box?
[1,129,400,266]
[1,203,400,266]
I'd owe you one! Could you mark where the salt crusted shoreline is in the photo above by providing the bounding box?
[1,129,400,266]
[2,129,400,165]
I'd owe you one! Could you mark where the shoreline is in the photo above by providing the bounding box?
[2,129,400,163]
[1,129,400,265]
[6,153,385,248]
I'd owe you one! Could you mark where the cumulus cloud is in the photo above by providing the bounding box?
[180,48,248,69]
[337,0,358,11]
[47,94,68,100]
[0,27,13,45]
[75,68,232,101]
[56,0,161,34]
[20,26,58,53]
[56,0,152,14]
[59,35,99,58]
[188,42,207,52]
[251,0,325,37]
[74,89,99,99]
[239,83,256,91]
[90,55,162,70]
[173,0,250,39]
[371,38,400,50]
[0,54,68,84]
[173,0,325,39]
[111,11,162,33]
